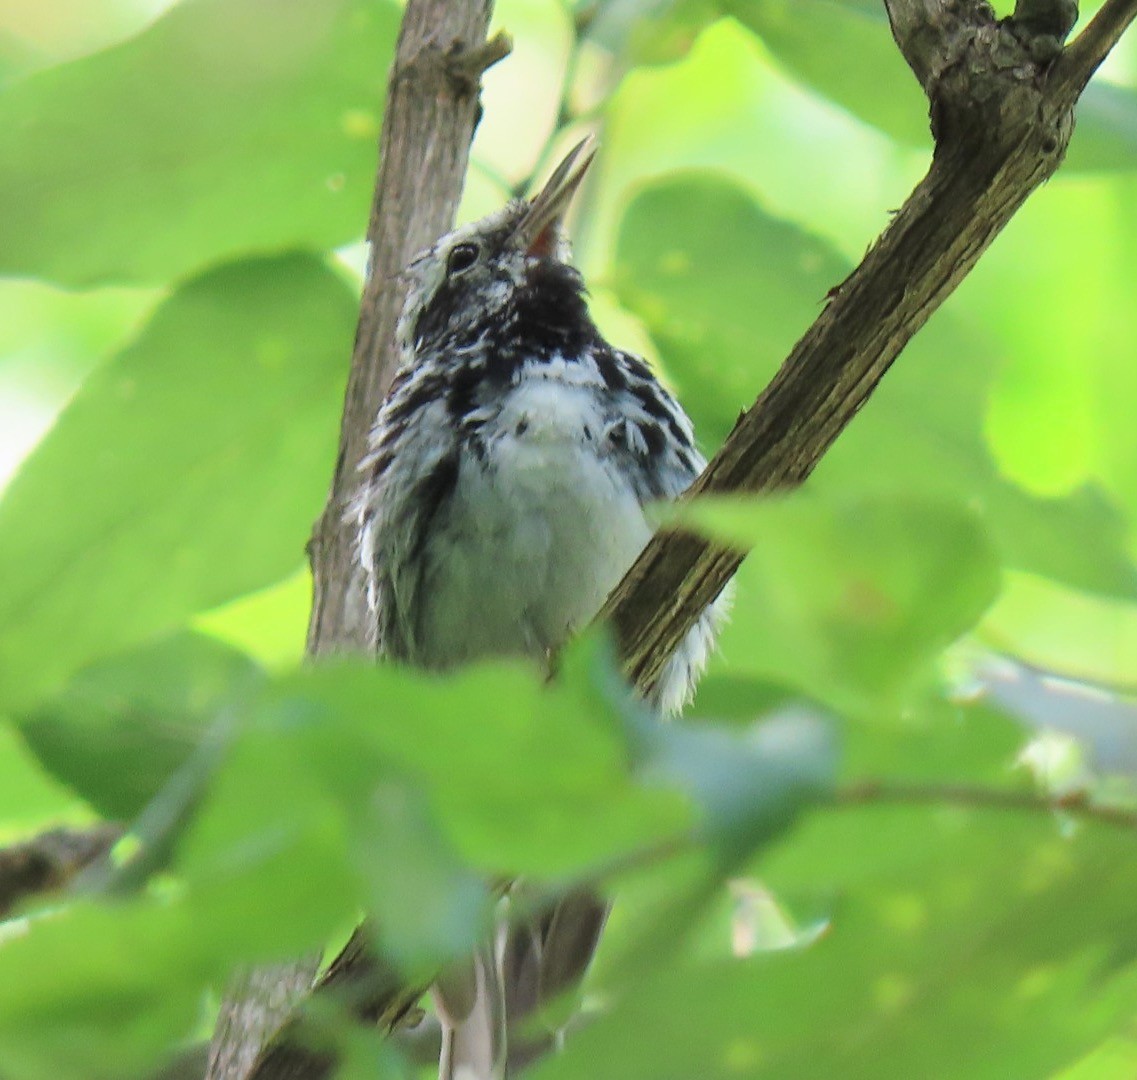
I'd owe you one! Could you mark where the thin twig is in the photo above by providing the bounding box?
[1054,0,1137,95]
[836,780,1137,828]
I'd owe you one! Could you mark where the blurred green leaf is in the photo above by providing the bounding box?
[355,779,490,978]
[0,254,354,712]
[536,812,1137,1079]
[633,705,837,864]
[0,901,215,1080]
[1056,1035,1137,1079]
[615,176,1137,600]
[18,631,262,819]
[0,720,79,830]
[582,0,721,67]
[0,0,398,286]
[727,0,1137,171]
[612,173,847,436]
[729,0,930,145]
[182,655,689,883]
[668,492,1000,716]
[1069,82,1137,172]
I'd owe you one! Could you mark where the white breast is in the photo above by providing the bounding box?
[417,377,651,666]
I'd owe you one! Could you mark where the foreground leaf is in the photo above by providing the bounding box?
[536,811,1137,1079]
[614,177,1137,600]
[0,254,354,712]
[0,0,398,285]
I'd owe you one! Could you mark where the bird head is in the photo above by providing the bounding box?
[396,137,597,359]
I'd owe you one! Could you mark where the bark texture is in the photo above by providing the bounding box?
[305,4,508,658]
[603,0,1130,701]
[0,823,120,918]
[204,3,505,1077]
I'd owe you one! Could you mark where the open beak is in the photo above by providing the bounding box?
[514,136,597,257]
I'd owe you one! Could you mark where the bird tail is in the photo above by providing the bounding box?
[504,888,608,1073]
[433,889,608,1078]
[435,941,508,1080]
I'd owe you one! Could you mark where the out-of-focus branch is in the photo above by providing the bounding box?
[0,823,121,919]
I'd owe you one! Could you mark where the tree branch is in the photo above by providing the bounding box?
[204,3,507,1078]
[208,0,1137,1076]
[602,0,1128,702]
[304,9,509,659]
[0,823,121,919]
[836,780,1137,828]
[1053,0,1137,94]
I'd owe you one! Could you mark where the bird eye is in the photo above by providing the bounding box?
[447,242,479,275]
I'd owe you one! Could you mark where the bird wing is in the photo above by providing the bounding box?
[353,363,462,661]
[598,346,707,504]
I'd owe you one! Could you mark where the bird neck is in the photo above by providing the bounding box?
[491,260,596,364]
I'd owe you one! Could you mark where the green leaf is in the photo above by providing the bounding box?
[183,655,690,882]
[0,254,355,712]
[729,0,930,146]
[614,176,1137,600]
[0,901,214,1080]
[535,813,1137,1079]
[632,705,837,864]
[0,720,79,830]
[729,0,1137,172]
[0,0,399,286]
[354,779,491,978]
[18,631,262,819]
[669,492,1001,716]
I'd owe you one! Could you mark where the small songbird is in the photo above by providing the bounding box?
[352,139,728,1078]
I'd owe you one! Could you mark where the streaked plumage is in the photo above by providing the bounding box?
[351,139,728,1077]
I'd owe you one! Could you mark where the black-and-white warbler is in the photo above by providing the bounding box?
[352,138,728,1078]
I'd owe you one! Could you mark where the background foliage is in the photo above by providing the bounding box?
[2,0,1137,1077]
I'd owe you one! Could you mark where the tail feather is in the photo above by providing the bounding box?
[504,889,609,1074]
[435,944,507,1080]
[432,890,608,1078]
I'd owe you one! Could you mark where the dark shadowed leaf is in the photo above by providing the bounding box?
[0,254,354,712]
[18,631,262,819]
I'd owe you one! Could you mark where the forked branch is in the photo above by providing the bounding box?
[211,0,1137,1077]
[603,0,1135,700]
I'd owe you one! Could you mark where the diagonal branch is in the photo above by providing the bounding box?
[602,0,1132,701]
[213,1,1137,1078]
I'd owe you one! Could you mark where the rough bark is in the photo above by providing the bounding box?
[603,0,1134,701]
[305,6,509,658]
[203,3,506,1077]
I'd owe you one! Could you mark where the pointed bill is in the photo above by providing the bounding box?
[515,136,597,256]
